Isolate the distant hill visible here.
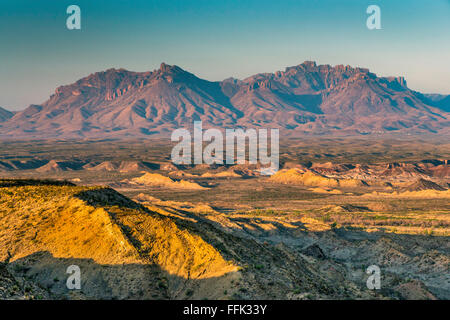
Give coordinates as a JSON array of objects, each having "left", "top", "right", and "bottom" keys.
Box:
[
  {"left": 401, "top": 178, "right": 447, "bottom": 192},
  {"left": 1, "top": 62, "right": 449, "bottom": 139}
]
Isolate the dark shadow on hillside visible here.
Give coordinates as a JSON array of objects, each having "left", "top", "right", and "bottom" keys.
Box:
[
  {"left": 0, "top": 179, "right": 75, "bottom": 188},
  {"left": 6, "top": 248, "right": 336, "bottom": 300},
  {"left": 6, "top": 251, "right": 173, "bottom": 300},
  {"left": 74, "top": 187, "right": 142, "bottom": 209}
]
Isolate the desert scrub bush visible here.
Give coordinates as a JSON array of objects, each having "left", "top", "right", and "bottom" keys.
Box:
[
  {"left": 293, "top": 288, "right": 302, "bottom": 294},
  {"left": 157, "top": 280, "right": 168, "bottom": 289},
  {"left": 246, "top": 209, "right": 279, "bottom": 216}
]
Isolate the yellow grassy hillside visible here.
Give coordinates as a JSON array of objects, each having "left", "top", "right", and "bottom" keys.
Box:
[
  {"left": 201, "top": 170, "right": 242, "bottom": 178},
  {"left": 0, "top": 184, "right": 235, "bottom": 279},
  {"left": 270, "top": 169, "right": 366, "bottom": 188},
  {"left": 129, "top": 172, "right": 207, "bottom": 190},
  {"left": 338, "top": 178, "right": 368, "bottom": 187},
  {"left": 270, "top": 169, "right": 338, "bottom": 187}
]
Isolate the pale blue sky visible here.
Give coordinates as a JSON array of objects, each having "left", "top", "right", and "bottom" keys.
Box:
[{"left": 1, "top": 0, "right": 449, "bottom": 110}]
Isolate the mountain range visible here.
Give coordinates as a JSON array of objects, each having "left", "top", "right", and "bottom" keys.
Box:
[{"left": 0, "top": 61, "right": 449, "bottom": 139}]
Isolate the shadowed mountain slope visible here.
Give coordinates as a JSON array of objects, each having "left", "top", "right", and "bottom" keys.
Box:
[{"left": 0, "top": 107, "right": 13, "bottom": 123}]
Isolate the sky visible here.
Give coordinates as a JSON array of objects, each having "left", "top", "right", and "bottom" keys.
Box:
[{"left": 1, "top": 0, "right": 449, "bottom": 111}]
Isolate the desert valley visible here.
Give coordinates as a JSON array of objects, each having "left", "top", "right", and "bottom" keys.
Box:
[
  {"left": 0, "top": 60, "right": 449, "bottom": 300},
  {"left": 0, "top": 135, "right": 449, "bottom": 300}
]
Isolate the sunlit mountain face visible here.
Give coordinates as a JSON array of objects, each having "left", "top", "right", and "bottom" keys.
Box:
[{"left": 1, "top": 61, "right": 448, "bottom": 139}]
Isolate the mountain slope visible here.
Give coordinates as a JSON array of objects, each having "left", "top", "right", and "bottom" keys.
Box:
[
  {"left": 423, "top": 94, "right": 450, "bottom": 113},
  {"left": 3, "top": 64, "right": 240, "bottom": 138},
  {"left": 0, "top": 180, "right": 376, "bottom": 299},
  {"left": 232, "top": 62, "right": 448, "bottom": 134},
  {"left": 1, "top": 62, "right": 449, "bottom": 138},
  {"left": 0, "top": 182, "right": 238, "bottom": 299},
  {"left": 0, "top": 107, "right": 13, "bottom": 123}
]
